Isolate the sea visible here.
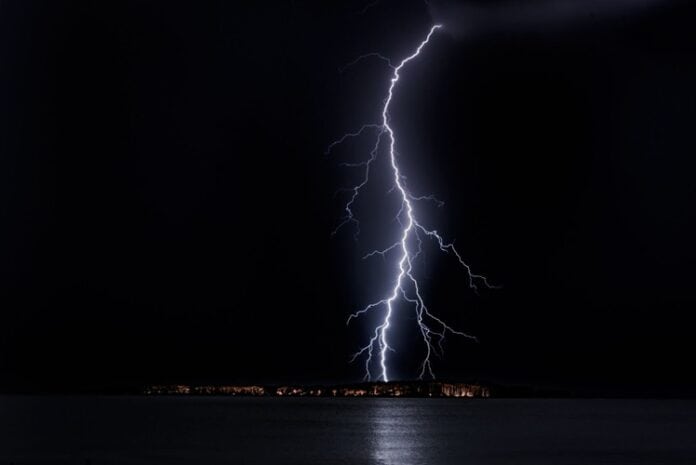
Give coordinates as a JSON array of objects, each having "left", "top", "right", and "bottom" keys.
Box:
[{"left": 0, "top": 396, "right": 694, "bottom": 464}]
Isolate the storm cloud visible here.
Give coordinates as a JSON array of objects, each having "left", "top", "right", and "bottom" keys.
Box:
[{"left": 428, "top": 0, "right": 669, "bottom": 38}]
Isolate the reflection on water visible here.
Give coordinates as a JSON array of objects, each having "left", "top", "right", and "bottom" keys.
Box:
[
  {"left": 369, "top": 400, "right": 424, "bottom": 465},
  {"left": 0, "top": 397, "right": 695, "bottom": 465}
]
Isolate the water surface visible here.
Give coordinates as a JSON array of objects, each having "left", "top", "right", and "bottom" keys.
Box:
[{"left": 0, "top": 397, "right": 694, "bottom": 464}]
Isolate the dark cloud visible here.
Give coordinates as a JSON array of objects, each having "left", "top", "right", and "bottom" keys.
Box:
[{"left": 429, "top": 0, "right": 668, "bottom": 38}]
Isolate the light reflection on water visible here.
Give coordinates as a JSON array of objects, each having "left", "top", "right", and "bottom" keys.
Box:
[
  {"left": 368, "top": 400, "right": 425, "bottom": 465},
  {"left": 0, "top": 397, "right": 695, "bottom": 464}
]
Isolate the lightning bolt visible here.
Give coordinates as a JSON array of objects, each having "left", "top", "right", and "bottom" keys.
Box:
[{"left": 329, "top": 25, "right": 495, "bottom": 382}]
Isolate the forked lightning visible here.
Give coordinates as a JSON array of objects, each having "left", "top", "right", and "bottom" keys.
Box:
[{"left": 329, "top": 25, "right": 495, "bottom": 382}]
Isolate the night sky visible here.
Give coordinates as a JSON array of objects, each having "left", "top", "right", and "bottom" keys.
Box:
[{"left": 1, "top": 0, "right": 695, "bottom": 395}]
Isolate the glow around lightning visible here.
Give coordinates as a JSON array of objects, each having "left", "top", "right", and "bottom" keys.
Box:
[{"left": 330, "top": 25, "right": 495, "bottom": 382}]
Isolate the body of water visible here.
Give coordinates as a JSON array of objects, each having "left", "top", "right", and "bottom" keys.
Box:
[{"left": 0, "top": 396, "right": 694, "bottom": 464}]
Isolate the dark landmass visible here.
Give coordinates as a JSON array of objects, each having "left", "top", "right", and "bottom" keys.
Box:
[
  {"left": 146, "top": 381, "right": 489, "bottom": 397},
  {"left": 144, "top": 381, "right": 572, "bottom": 398}
]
